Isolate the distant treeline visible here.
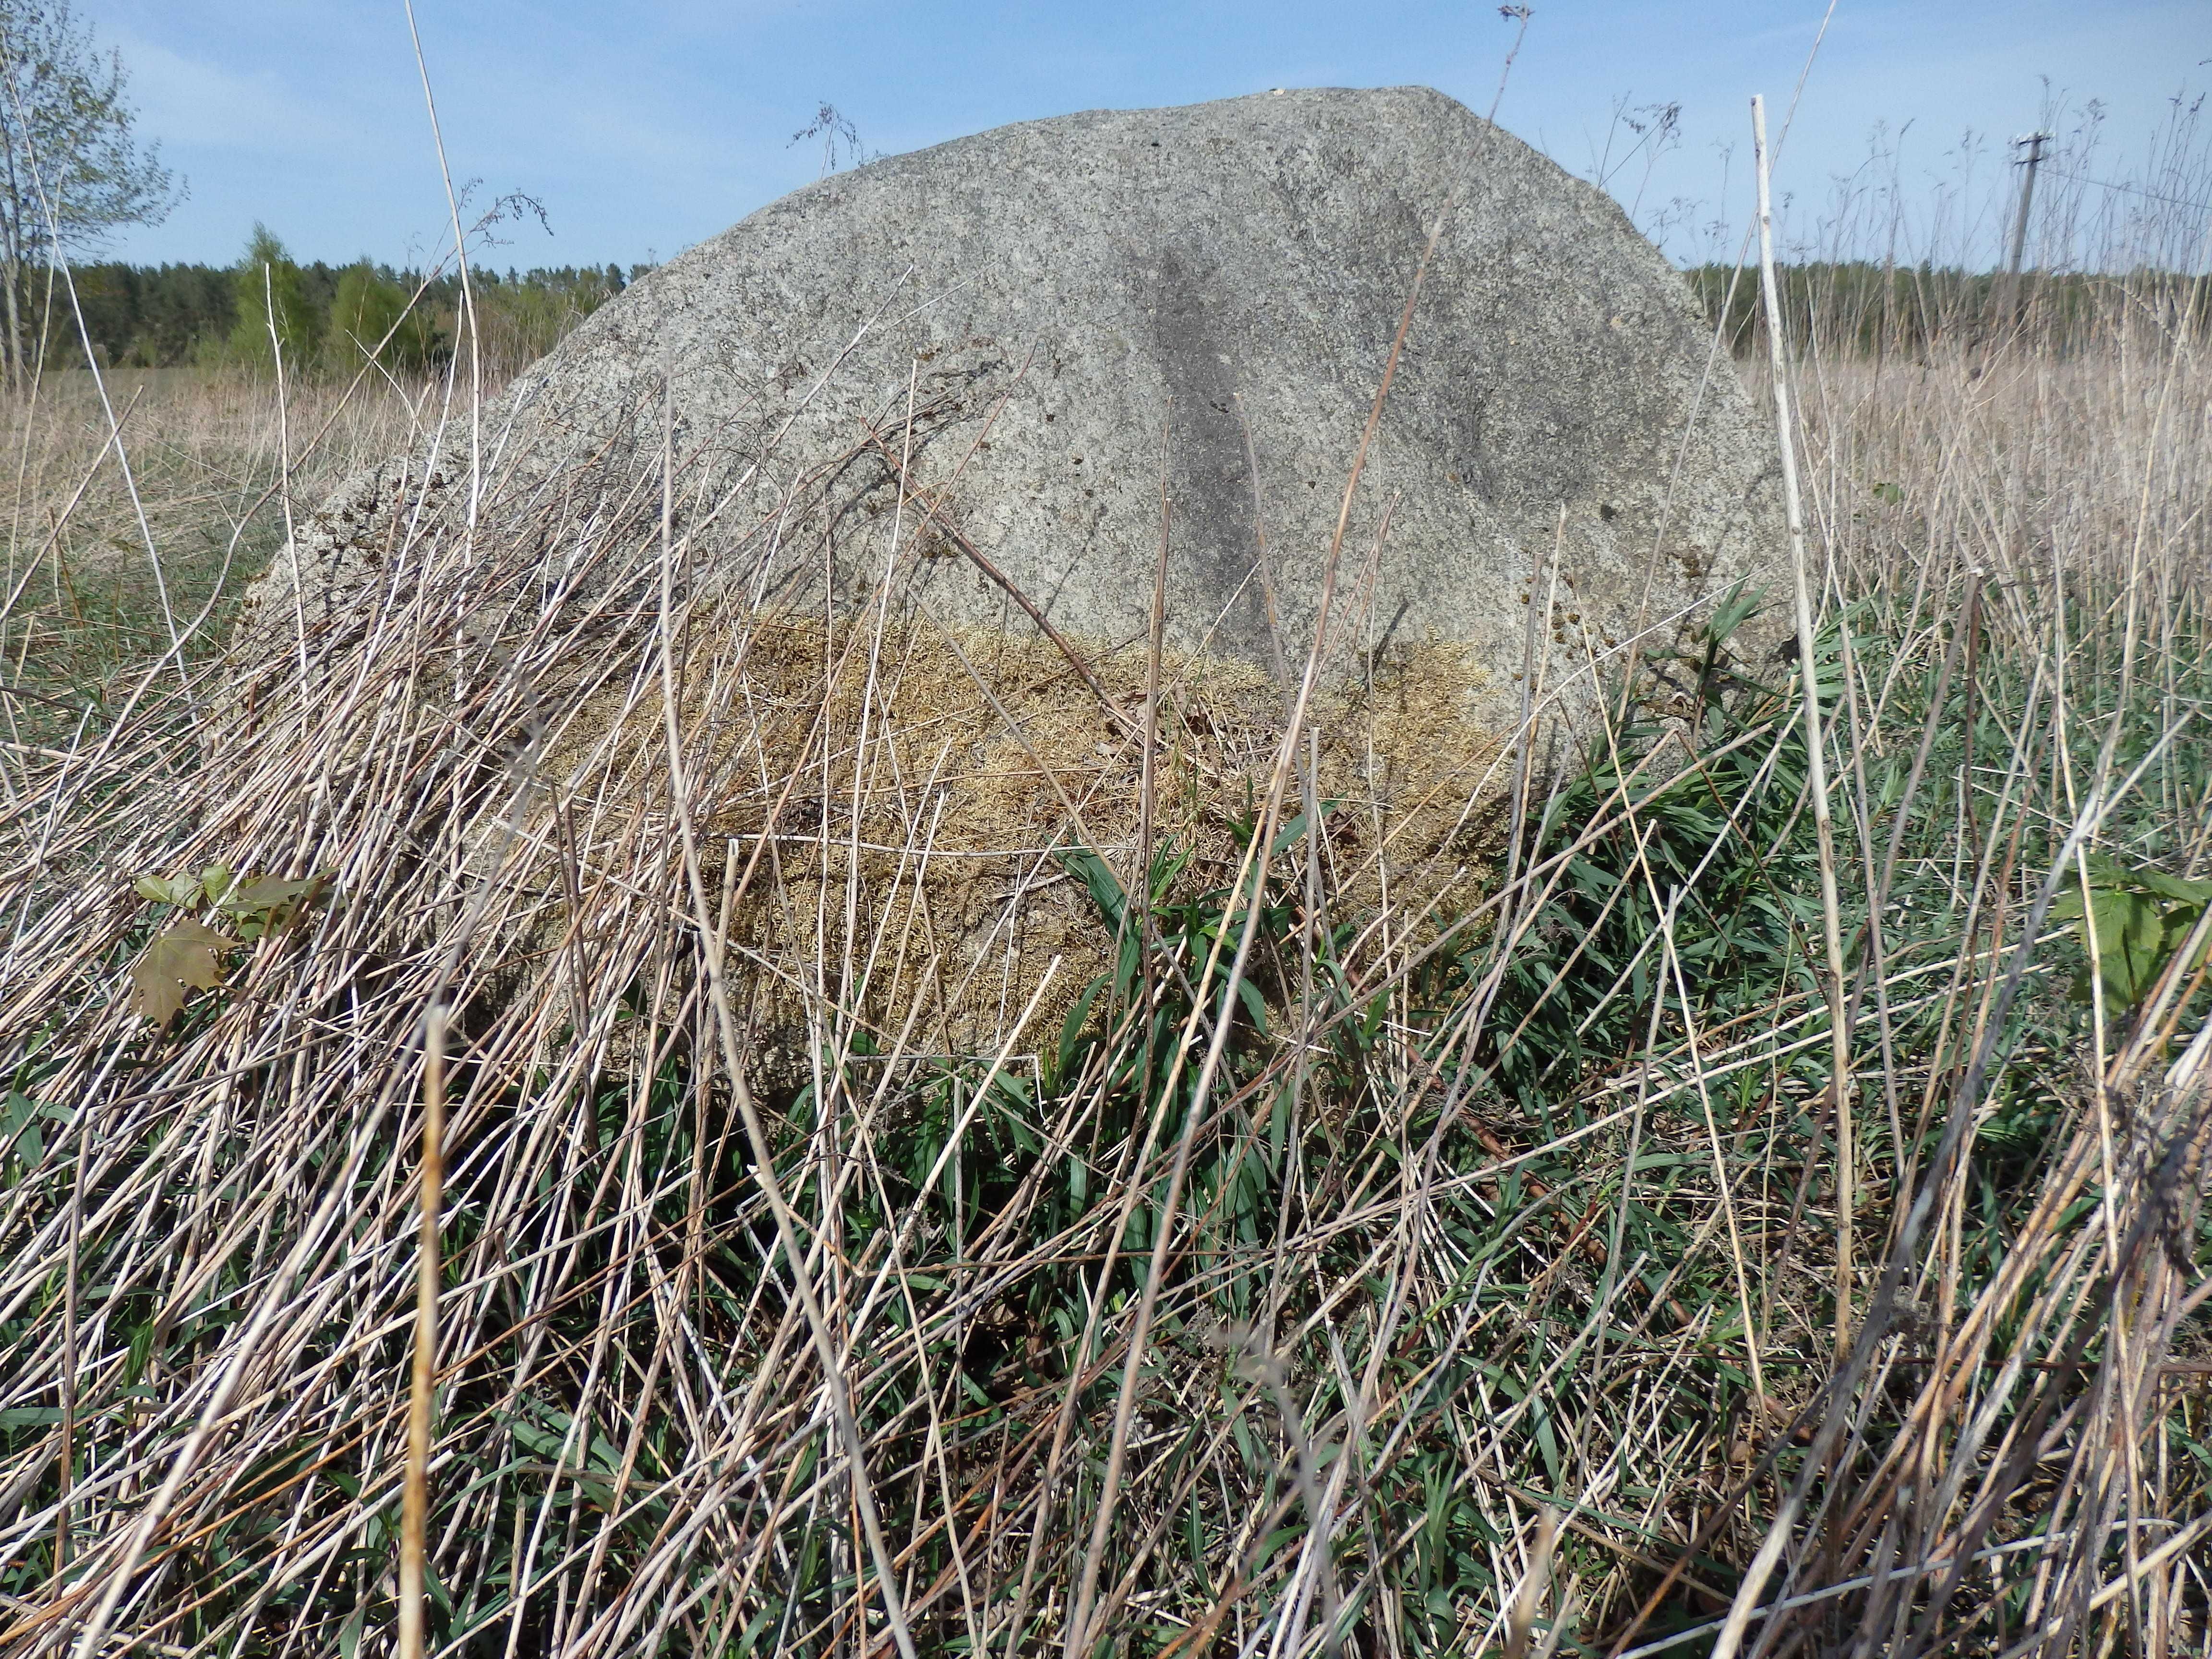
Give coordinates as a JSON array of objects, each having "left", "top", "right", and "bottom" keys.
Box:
[
  {"left": 24, "top": 235, "right": 659, "bottom": 376},
  {"left": 1686, "top": 261, "right": 2211, "bottom": 355},
  {"left": 27, "top": 251, "right": 2207, "bottom": 375}
]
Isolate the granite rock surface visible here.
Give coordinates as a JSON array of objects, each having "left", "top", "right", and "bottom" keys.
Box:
[{"left": 250, "top": 85, "right": 1780, "bottom": 733}]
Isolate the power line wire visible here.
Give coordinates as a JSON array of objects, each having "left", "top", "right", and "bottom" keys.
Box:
[{"left": 2037, "top": 162, "right": 2212, "bottom": 219}]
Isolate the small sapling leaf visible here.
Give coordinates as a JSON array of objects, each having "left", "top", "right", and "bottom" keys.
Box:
[
  {"left": 218, "top": 873, "right": 325, "bottom": 939},
  {"left": 133, "top": 874, "right": 201, "bottom": 906},
  {"left": 2053, "top": 853, "right": 2212, "bottom": 1012},
  {"left": 129, "top": 918, "right": 233, "bottom": 1026}
]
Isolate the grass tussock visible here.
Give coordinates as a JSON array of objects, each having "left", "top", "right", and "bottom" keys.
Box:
[{"left": 0, "top": 248, "right": 2208, "bottom": 1659}]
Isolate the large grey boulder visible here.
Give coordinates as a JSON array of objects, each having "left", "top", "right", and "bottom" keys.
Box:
[
  {"left": 228, "top": 86, "right": 1788, "bottom": 1072},
  {"left": 253, "top": 85, "right": 1778, "bottom": 734}
]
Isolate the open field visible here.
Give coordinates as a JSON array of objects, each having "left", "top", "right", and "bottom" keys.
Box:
[
  {"left": 0, "top": 258, "right": 2207, "bottom": 1659},
  {"left": 2, "top": 366, "right": 443, "bottom": 723}
]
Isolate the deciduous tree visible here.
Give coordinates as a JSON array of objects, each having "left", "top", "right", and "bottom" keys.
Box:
[
  {"left": 0, "top": 0, "right": 176, "bottom": 385},
  {"left": 329, "top": 261, "right": 437, "bottom": 373},
  {"left": 229, "top": 224, "right": 318, "bottom": 369}
]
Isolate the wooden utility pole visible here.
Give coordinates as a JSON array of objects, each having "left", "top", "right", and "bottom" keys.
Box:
[{"left": 1995, "top": 130, "right": 2051, "bottom": 334}]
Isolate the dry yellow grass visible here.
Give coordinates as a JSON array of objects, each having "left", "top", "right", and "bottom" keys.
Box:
[
  {"left": 541, "top": 614, "right": 1509, "bottom": 1081},
  {"left": 1, "top": 364, "right": 446, "bottom": 723}
]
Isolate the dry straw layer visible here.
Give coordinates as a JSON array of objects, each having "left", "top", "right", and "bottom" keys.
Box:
[{"left": 555, "top": 614, "right": 1506, "bottom": 1087}]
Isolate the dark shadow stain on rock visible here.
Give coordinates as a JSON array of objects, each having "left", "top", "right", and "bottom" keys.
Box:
[{"left": 1140, "top": 246, "right": 1271, "bottom": 661}]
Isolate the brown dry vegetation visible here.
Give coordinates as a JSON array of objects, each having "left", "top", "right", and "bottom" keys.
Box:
[
  {"left": 0, "top": 242, "right": 2208, "bottom": 1659},
  {"left": 544, "top": 618, "right": 1505, "bottom": 1084}
]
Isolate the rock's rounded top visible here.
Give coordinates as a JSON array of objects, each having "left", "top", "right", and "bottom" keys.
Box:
[{"left": 262, "top": 86, "right": 1779, "bottom": 735}]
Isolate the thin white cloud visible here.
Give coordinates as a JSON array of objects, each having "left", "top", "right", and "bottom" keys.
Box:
[{"left": 108, "top": 29, "right": 350, "bottom": 154}]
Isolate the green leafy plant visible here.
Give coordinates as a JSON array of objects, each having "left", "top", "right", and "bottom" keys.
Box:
[
  {"left": 228, "top": 225, "right": 320, "bottom": 365},
  {"left": 327, "top": 261, "right": 439, "bottom": 372},
  {"left": 1, "top": 1090, "right": 71, "bottom": 1185},
  {"left": 127, "top": 865, "right": 326, "bottom": 1024},
  {"left": 1485, "top": 587, "right": 1806, "bottom": 1106},
  {"left": 2051, "top": 851, "right": 2212, "bottom": 1013}
]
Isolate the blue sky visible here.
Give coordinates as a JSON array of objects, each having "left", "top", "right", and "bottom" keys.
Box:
[{"left": 89, "top": 1, "right": 2210, "bottom": 273}]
